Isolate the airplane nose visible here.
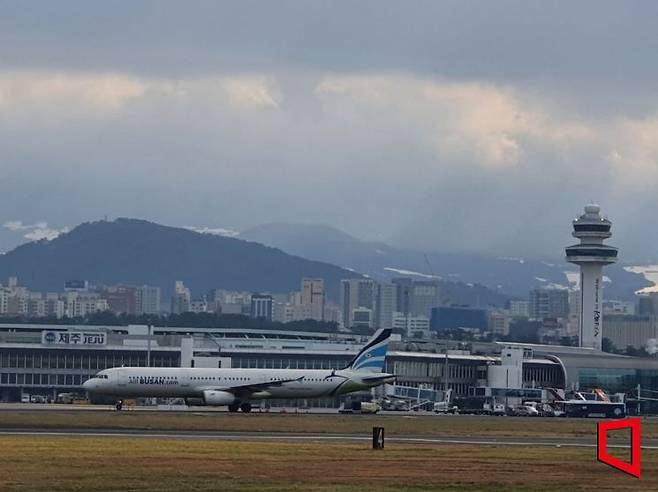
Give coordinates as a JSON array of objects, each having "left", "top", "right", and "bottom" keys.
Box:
[{"left": 82, "top": 379, "right": 94, "bottom": 391}]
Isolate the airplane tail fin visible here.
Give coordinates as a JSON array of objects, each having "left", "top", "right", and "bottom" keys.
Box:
[{"left": 344, "top": 328, "right": 392, "bottom": 373}]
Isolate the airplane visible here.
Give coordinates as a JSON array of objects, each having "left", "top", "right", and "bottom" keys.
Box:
[{"left": 82, "top": 328, "right": 395, "bottom": 412}]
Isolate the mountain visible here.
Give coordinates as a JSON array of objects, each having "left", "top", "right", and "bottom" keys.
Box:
[
  {"left": 241, "top": 223, "right": 650, "bottom": 300},
  {"left": 242, "top": 224, "right": 511, "bottom": 306},
  {"left": 0, "top": 219, "right": 362, "bottom": 300}
]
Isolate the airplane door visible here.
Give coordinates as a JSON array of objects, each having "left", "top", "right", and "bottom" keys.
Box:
[
  {"left": 180, "top": 369, "right": 190, "bottom": 387},
  {"left": 117, "top": 369, "right": 127, "bottom": 387}
]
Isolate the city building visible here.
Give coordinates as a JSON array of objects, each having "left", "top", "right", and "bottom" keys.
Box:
[
  {"left": 392, "top": 277, "right": 413, "bottom": 315},
  {"left": 250, "top": 294, "right": 273, "bottom": 321},
  {"left": 63, "top": 292, "right": 108, "bottom": 318},
  {"left": 488, "top": 310, "right": 511, "bottom": 337},
  {"left": 393, "top": 312, "right": 431, "bottom": 338},
  {"left": 409, "top": 280, "right": 441, "bottom": 318},
  {"left": 300, "top": 278, "right": 325, "bottom": 321},
  {"left": 102, "top": 285, "right": 137, "bottom": 315},
  {"left": 638, "top": 293, "right": 658, "bottom": 316},
  {"left": 603, "top": 315, "right": 658, "bottom": 351},
  {"left": 45, "top": 297, "right": 65, "bottom": 319},
  {"left": 568, "top": 289, "right": 581, "bottom": 319},
  {"left": 528, "top": 287, "right": 569, "bottom": 320},
  {"left": 351, "top": 307, "right": 374, "bottom": 329},
  {"left": 189, "top": 299, "right": 209, "bottom": 313},
  {"left": 135, "top": 285, "right": 161, "bottom": 315},
  {"left": 603, "top": 300, "right": 635, "bottom": 316},
  {"left": 430, "top": 306, "right": 488, "bottom": 332},
  {"left": 323, "top": 302, "right": 341, "bottom": 325},
  {"left": 64, "top": 280, "right": 89, "bottom": 292},
  {"left": 28, "top": 297, "right": 46, "bottom": 318},
  {"left": 509, "top": 300, "right": 530, "bottom": 318},
  {"left": 340, "top": 279, "right": 376, "bottom": 329},
  {"left": 214, "top": 290, "right": 251, "bottom": 316},
  {"left": 272, "top": 302, "right": 295, "bottom": 323},
  {"left": 0, "top": 288, "right": 7, "bottom": 314},
  {"left": 170, "top": 281, "right": 191, "bottom": 314},
  {"left": 537, "top": 317, "right": 570, "bottom": 344},
  {"left": 565, "top": 204, "right": 618, "bottom": 350},
  {"left": 375, "top": 282, "right": 396, "bottom": 329}
]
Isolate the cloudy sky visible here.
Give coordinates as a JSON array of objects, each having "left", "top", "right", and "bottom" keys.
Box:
[{"left": 1, "top": 1, "right": 658, "bottom": 260}]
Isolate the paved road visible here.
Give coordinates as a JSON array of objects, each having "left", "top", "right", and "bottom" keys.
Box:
[{"left": 1, "top": 428, "right": 656, "bottom": 449}]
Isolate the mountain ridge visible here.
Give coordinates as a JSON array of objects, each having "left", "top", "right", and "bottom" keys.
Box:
[
  {"left": 240, "top": 223, "right": 650, "bottom": 300},
  {"left": 0, "top": 218, "right": 362, "bottom": 300}
]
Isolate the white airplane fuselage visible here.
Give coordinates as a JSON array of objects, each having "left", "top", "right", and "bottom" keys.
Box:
[
  {"left": 83, "top": 328, "right": 395, "bottom": 408},
  {"left": 83, "top": 366, "right": 394, "bottom": 401}
]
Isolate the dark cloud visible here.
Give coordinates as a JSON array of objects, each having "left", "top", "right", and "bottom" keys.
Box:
[
  {"left": 2, "top": 1, "right": 658, "bottom": 84},
  {"left": 0, "top": 2, "right": 658, "bottom": 262}
]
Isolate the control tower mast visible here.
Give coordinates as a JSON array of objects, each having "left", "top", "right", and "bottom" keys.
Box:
[{"left": 565, "top": 204, "right": 618, "bottom": 350}]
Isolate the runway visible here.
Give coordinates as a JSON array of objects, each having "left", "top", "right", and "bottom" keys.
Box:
[
  {"left": 0, "top": 402, "right": 425, "bottom": 415},
  {"left": 2, "top": 428, "right": 657, "bottom": 449}
]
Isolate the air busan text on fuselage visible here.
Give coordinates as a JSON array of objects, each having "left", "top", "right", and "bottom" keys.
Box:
[{"left": 82, "top": 328, "right": 395, "bottom": 412}]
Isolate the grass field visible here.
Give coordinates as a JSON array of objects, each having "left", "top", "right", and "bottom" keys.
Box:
[
  {"left": 2, "top": 410, "right": 657, "bottom": 440},
  {"left": 0, "top": 436, "right": 654, "bottom": 491}
]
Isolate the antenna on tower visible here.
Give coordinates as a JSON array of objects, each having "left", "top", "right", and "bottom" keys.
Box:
[{"left": 424, "top": 254, "right": 436, "bottom": 278}]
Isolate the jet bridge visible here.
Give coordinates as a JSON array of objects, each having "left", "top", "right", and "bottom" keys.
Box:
[{"left": 384, "top": 383, "right": 441, "bottom": 411}]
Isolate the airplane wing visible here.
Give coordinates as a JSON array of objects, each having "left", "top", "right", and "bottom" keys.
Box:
[{"left": 200, "top": 375, "right": 305, "bottom": 396}]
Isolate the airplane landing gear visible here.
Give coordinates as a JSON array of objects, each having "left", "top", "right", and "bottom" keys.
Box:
[
  {"left": 240, "top": 402, "right": 252, "bottom": 413},
  {"left": 228, "top": 403, "right": 240, "bottom": 413},
  {"left": 115, "top": 399, "right": 123, "bottom": 411}
]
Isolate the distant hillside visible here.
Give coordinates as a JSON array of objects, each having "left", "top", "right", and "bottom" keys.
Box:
[
  {"left": 0, "top": 219, "right": 362, "bottom": 300},
  {"left": 242, "top": 224, "right": 513, "bottom": 306},
  {"left": 241, "top": 223, "right": 650, "bottom": 301}
]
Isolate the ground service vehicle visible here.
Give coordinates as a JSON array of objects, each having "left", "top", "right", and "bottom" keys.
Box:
[
  {"left": 514, "top": 404, "right": 540, "bottom": 416},
  {"left": 339, "top": 400, "right": 380, "bottom": 414}
]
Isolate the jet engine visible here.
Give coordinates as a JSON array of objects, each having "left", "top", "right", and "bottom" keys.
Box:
[{"left": 203, "top": 390, "right": 237, "bottom": 406}]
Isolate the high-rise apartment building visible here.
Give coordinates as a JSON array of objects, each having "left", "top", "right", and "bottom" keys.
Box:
[
  {"left": 171, "top": 281, "right": 191, "bottom": 314},
  {"left": 135, "top": 285, "right": 161, "bottom": 315},
  {"left": 409, "top": 280, "right": 441, "bottom": 317},
  {"left": 392, "top": 278, "right": 413, "bottom": 315},
  {"left": 250, "top": 294, "right": 273, "bottom": 321},
  {"left": 528, "top": 287, "right": 569, "bottom": 320},
  {"left": 376, "top": 282, "right": 397, "bottom": 329},
  {"left": 509, "top": 300, "right": 530, "bottom": 318},
  {"left": 102, "top": 286, "right": 137, "bottom": 315},
  {"left": 393, "top": 312, "right": 430, "bottom": 338},
  {"left": 340, "top": 279, "right": 376, "bottom": 329},
  {"left": 488, "top": 310, "right": 511, "bottom": 337},
  {"left": 391, "top": 278, "right": 441, "bottom": 318},
  {"left": 300, "top": 278, "right": 325, "bottom": 321}
]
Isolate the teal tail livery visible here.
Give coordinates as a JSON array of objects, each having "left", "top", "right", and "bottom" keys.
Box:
[
  {"left": 344, "top": 328, "right": 391, "bottom": 372},
  {"left": 82, "top": 328, "right": 396, "bottom": 412}
]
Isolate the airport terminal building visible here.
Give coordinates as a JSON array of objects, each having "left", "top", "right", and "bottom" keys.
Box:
[{"left": 1, "top": 322, "right": 657, "bottom": 407}]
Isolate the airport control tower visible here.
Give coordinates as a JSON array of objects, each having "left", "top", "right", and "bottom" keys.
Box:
[{"left": 566, "top": 204, "right": 618, "bottom": 350}]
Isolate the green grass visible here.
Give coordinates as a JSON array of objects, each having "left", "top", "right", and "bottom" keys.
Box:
[
  {"left": 0, "top": 410, "right": 658, "bottom": 439},
  {"left": 3, "top": 410, "right": 655, "bottom": 440},
  {"left": 0, "top": 436, "right": 654, "bottom": 491}
]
